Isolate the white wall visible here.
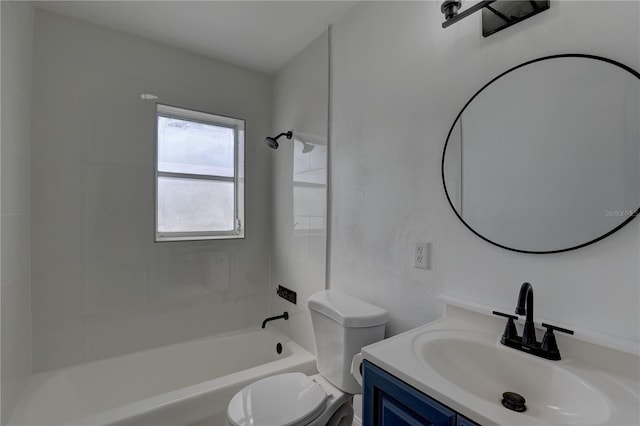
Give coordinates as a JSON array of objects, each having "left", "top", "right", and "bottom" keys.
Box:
[
  {"left": 269, "top": 31, "right": 329, "bottom": 353},
  {"left": 30, "top": 9, "right": 272, "bottom": 372},
  {"left": 330, "top": 1, "right": 640, "bottom": 343},
  {"left": 1, "top": 1, "right": 34, "bottom": 423}
]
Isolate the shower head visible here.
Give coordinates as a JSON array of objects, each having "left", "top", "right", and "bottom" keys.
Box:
[
  {"left": 264, "top": 130, "right": 292, "bottom": 150},
  {"left": 264, "top": 136, "right": 279, "bottom": 149}
]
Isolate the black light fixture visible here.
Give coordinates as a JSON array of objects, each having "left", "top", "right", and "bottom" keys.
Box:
[
  {"left": 441, "top": 0, "right": 550, "bottom": 37},
  {"left": 441, "top": 0, "right": 462, "bottom": 21}
]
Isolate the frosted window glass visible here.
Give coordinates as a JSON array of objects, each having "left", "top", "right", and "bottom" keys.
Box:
[
  {"left": 158, "top": 116, "right": 235, "bottom": 177},
  {"left": 157, "top": 177, "right": 234, "bottom": 233}
]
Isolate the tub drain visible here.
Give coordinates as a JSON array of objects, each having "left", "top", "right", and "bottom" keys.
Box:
[
  {"left": 276, "top": 342, "right": 283, "bottom": 354},
  {"left": 502, "top": 392, "right": 526, "bottom": 412}
]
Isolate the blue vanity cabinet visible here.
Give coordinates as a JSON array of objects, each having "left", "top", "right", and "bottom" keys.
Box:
[
  {"left": 362, "top": 360, "right": 479, "bottom": 426},
  {"left": 457, "top": 416, "right": 480, "bottom": 426}
]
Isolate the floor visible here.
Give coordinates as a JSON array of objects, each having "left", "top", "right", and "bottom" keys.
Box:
[{"left": 188, "top": 412, "right": 361, "bottom": 425}]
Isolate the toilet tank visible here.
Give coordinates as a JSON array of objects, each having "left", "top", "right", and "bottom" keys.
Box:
[{"left": 308, "top": 290, "right": 388, "bottom": 394}]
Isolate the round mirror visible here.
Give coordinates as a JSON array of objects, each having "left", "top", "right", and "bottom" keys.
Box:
[{"left": 442, "top": 54, "right": 640, "bottom": 253}]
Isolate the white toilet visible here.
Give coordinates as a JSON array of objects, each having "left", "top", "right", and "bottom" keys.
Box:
[{"left": 226, "top": 290, "right": 388, "bottom": 426}]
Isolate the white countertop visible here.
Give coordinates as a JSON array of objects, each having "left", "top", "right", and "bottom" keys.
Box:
[{"left": 361, "top": 299, "right": 640, "bottom": 425}]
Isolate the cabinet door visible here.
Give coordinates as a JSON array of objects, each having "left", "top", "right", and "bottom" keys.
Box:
[
  {"left": 457, "top": 415, "right": 480, "bottom": 426},
  {"left": 363, "top": 361, "right": 456, "bottom": 426}
]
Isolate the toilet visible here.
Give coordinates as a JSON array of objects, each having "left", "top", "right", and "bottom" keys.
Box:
[{"left": 226, "top": 290, "right": 388, "bottom": 426}]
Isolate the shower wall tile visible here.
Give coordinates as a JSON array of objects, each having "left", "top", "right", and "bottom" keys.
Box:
[
  {"left": 269, "top": 284, "right": 316, "bottom": 354},
  {"left": 272, "top": 215, "right": 293, "bottom": 259},
  {"left": 30, "top": 9, "right": 272, "bottom": 372},
  {"left": 1, "top": 276, "right": 33, "bottom": 417},
  {"left": 193, "top": 296, "right": 252, "bottom": 339},
  {"left": 146, "top": 258, "right": 208, "bottom": 304},
  {"left": 291, "top": 218, "right": 312, "bottom": 260},
  {"left": 87, "top": 213, "right": 150, "bottom": 264},
  {"left": 32, "top": 316, "right": 87, "bottom": 372},
  {"left": 86, "top": 262, "right": 146, "bottom": 313},
  {"left": 1, "top": 1, "right": 33, "bottom": 98},
  {"left": 87, "top": 104, "right": 154, "bottom": 168},
  {"left": 32, "top": 211, "right": 86, "bottom": 266},
  {"left": 1, "top": 277, "right": 33, "bottom": 378},
  {"left": 32, "top": 158, "right": 86, "bottom": 215},
  {"left": 1, "top": 2, "right": 34, "bottom": 422},
  {"left": 86, "top": 302, "right": 193, "bottom": 361},
  {"left": 289, "top": 259, "right": 325, "bottom": 306},
  {"left": 269, "top": 31, "right": 329, "bottom": 354},
  {"left": 30, "top": 103, "right": 90, "bottom": 165},
  {"left": 309, "top": 232, "right": 326, "bottom": 262},
  {"left": 1, "top": 214, "right": 31, "bottom": 285},
  {"left": 2, "top": 79, "right": 32, "bottom": 158},
  {"left": 31, "top": 263, "right": 86, "bottom": 319},
  {"left": 271, "top": 255, "right": 289, "bottom": 287},
  {"left": 86, "top": 166, "right": 152, "bottom": 215},
  {"left": 1, "top": 148, "right": 31, "bottom": 215}
]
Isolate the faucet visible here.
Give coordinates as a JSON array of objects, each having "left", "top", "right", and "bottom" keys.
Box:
[
  {"left": 493, "top": 282, "right": 574, "bottom": 360},
  {"left": 515, "top": 282, "right": 537, "bottom": 346},
  {"left": 261, "top": 312, "right": 289, "bottom": 329}
]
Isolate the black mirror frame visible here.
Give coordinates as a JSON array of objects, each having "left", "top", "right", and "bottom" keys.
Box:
[{"left": 441, "top": 54, "right": 640, "bottom": 254}]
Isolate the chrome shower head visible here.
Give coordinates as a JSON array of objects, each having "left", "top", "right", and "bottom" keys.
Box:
[{"left": 264, "top": 131, "right": 292, "bottom": 150}]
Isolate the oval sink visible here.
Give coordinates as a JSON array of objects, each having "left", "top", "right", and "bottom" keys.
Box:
[{"left": 414, "top": 330, "right": 611, "bottom": 425}]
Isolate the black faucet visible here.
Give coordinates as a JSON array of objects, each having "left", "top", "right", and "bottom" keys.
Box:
[
  {"left": 493, "top": 283, "right": 574, "bottom": 360},
  {"left": 262, "top": 312, "right": 289, "bottom": 329},
  {"left": 515, "top": 282, "right": 537, "bottom": 346}
]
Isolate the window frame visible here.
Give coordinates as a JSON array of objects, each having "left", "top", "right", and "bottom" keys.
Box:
[{"left": 154, "top": 103, "right": 245, "bottom": 242}]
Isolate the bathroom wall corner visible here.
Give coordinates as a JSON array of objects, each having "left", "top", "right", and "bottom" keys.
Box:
[{"left": 1, "top": 1, "right": 35, "bottom": 424}]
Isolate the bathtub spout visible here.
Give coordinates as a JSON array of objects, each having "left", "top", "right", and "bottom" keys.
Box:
[{"left": 262, "top": 312, "right": 289, "bottom": 329}]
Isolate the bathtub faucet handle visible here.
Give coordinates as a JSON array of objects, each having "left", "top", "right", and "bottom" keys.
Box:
[{"left": 261, "top": 312, "right": 289, "bottom": 329}]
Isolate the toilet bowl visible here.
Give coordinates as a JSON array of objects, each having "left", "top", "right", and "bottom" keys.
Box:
[
  {"left": 226, "top": 373, "right": 353, "bottom": 426},
  {"left": 226, "top": 290, "right": 388, "bottom": 426}
]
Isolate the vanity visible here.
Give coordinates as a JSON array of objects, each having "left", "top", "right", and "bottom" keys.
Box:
[
  {"left": 360, "top": 298, "right": 640, "bottom": 425},
  {"left": 363, "top": 360, "right": 477, "bottom": 426}
]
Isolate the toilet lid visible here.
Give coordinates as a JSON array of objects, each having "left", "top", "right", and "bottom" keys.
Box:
[{"left": 227, "top": 373, "right": 327, "bottom": 426}]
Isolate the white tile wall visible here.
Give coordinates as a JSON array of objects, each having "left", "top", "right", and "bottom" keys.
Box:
[
  {"left": 1, "top": 2, "right": 34, "bottom": 423},
  {"left": 86, "top": 263, "right": 146, "bottom": 313},
  {"left": 1, "top": 149, "right": 31, "bottom": 215},
  {"left": 85, "top": 302, "right": 194, "bottom": 361},
  {"left": 32, "top": 316, "right": 86, "bottom": 372},
  {"left": 32, "top": 211, "right": 86, "bottom": 265},
  {"left": 30, "top": 10, "right": 272, "bottom": 372},
  {"left": 31, "top": 263, "right": 86, "bottom": 318},
  {"left": 269, "top": 31, "right": 329, "bottom": 354},
  {"left": 1, "top": 215, "right": 30, "bottom": 285},
  {"left": 146, "top": 259, "right": 207, "bottom": 304}
]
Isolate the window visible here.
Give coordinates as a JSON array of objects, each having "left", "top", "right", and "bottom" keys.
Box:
[{"left": 155, "top": 104, "right": 244, "bottom": 241}]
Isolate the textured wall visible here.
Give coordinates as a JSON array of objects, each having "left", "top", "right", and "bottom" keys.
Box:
[
  {"left": 330, "top": 1, "right": 640, "bottom": 342},
  {"left": 30, "top": 9, "right": 272, "bottom": 372},
  {"left": 1, "top": 1, "right": 34, "bottom": 423},
  {"left": 269, "top": 31, "right": 329, "bottom": 354}
]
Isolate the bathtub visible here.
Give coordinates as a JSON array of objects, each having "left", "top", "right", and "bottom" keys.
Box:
[{"left": 8, "top": 327, "right": 317, "bottom": 426}]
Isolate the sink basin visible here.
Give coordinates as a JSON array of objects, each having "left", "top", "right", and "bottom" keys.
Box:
[
  {"left": 362, "top": 300, "right": 639, "bottom": 425},
  {"left": 413, "top": 330, "right": 611, "bottom": 425}
]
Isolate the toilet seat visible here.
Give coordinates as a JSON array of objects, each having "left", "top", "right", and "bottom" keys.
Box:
[{"left": 227, "top": 373, "right": 328, "bottom": 426}]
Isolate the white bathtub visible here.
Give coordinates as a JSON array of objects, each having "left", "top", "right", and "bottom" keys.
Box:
[{"left": 8, "top": 327, "right": 317, "bottom": 426}]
